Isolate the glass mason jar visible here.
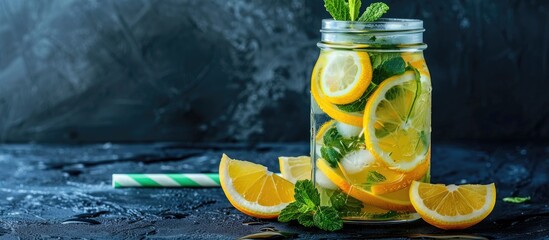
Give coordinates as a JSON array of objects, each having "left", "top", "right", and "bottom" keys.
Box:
[{"left": 310, "top": 19, "right": 431, "bottom": 223}]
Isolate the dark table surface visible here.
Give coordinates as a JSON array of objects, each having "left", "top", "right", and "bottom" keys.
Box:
[{"left": 0, "top": 142, "right": 547, "bottom": 239}]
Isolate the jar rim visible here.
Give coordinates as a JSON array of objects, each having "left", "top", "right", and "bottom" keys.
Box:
[{"left": 321, "top": 18, "right": 424, "bottom": 32}]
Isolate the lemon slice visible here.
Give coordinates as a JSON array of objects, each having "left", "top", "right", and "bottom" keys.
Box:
[
  {"left": 319, "top": 51, "right": 373, "bottom": 104},
  {"left": 278, "top": 155, "right": 338, "bottom": 190},
  {"left": 312, "top": 59, "right": 364, "bottom": 127},
  {"left": 219, "top": 154, "right": 295, "bottom": 219},
  {"left": 401, "top": 52, "right": 430, "bottom": 78},
  {"left": 278, "top": 156, "right": 311, "bottom": 184},
  {"left": 364, "top": 70, "right": 431, "bottom": 172},
  {"left": 316, "top": 120, "right": 336, "bottom": 141},
  {"left": 317, "top": 158, "right": 414, "bottom": 211},
  {"left": 336, "top": 149, "right": 430, "bottom": 195},
  {"left": 369, "top": 149, "right": 430, "bottom": 195},
  {"left": 410, "top": 181, "right": 496, "bottom": 230}
]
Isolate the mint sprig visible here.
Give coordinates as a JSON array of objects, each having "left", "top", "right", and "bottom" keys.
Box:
[
  {"left": 278, "top": 180, "right": 342, "bottom": 231},
  {"left": 279, "top": 180, "right": 363, "bottom": 231},
  {"left": 324, "top": 0, "right": 389, "bottom": 22}
]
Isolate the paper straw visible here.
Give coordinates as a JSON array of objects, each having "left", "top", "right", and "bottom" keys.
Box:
[
  {"left": 112, "top": 173, "right": 284, "bottom": 188},
  {"left": 112, "top": 173, "right": 220, "bottom": 188}
]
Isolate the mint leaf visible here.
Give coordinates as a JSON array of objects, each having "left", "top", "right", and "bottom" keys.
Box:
[
  {"left": 323, "top": 127, "right": 349, "bottom": 154},
  {"left": 372, "top": 56, "right": 406, "bottom": 84},
  {"left": 320, "top": 146, "right": 342, "bottom": 168},
  {"left": 348, "top": 0, "right": 362, "bottom": 21},
  {"left": 362, "top": 171, "right": 386, "bottom": 189},
  {"left": 367, "top": 171, "right": 386, "bottom": 183},
  {"left": 336, "top": 83, "right": 377, "bottom": 112},
  {"left": 321, "top": 127, "right": 359, "bottom": 168},
  {"left": 370, "top": 52, "right": 401, "bottom": 70},
  {"left": 358, "top": 2, "right": 389, "bottom": 22},
  {"left": 297, "top": 213, "right": 315, "bottom": 227},
  {"left": 324, "top": 0, "right": 350, "bottom": 21},
  {"left": 330, "top": 191, "right": 363, "bottom": 215},
  {"left": 323, "top": 127, "right": 342, "bottom": 146},
  {"left": 294, "top": 180, "right": 320, "bottom": 208},
  {"left": 346, "top": 135, "right": 365, "bottom": 153},
  {"left": 313, "top": 207, "right": 343, "bottom": 231},
  {"left": 503, "top": 196, "right": 531, "bottom": 203},
  {"left": 278, "top": 202, "right": 304, "bottom": 222},
  {"left": 329, "top": 191, "right": 348, "bottom": 210},
  {"left": 279, "top": 180, "right": 346, "bottom": 231}
]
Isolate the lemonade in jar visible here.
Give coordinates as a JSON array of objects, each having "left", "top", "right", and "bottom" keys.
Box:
[
  {"left": 311, "top": 18, "right": 432, "bottom": 222},
  {"left": 219, "top": 2, "right": 495, "bottom": 231}
]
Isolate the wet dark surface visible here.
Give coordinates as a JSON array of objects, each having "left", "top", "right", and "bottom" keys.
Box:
[{"left": 0, "top": 143, "right": 547, "bottom": 239}]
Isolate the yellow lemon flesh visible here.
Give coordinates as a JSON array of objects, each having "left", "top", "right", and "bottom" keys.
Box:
[
  {"left": 319, "top": 51, "right": 373, "bottom": 105},
  {"left": 219, "top": 154, "right": 295, "bottom": 219},
  {"left": 364, "top": 70, "right": 431, "bottom": 172},
  {"left": 279, "top": 156, "right": 311, "bottom": 184},
  {"left": 409, "top": 181, "right": 496, "bottom": 230}
]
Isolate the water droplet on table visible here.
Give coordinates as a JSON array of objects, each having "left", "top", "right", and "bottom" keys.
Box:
[
  {"left": 239, "top": 232, "right": 285, "bottom": 239},
  {"left": 259, "top": 226, "right": 278, "bottom": 232},
  {"left": 72, "top": 210, "right": 109, "bottom": 218},
  {"left": 242, "top": 221, "right": 267, "bottom": 226},
  {"left": 61, "top": 218, "right": 101, "bottom": 225}
]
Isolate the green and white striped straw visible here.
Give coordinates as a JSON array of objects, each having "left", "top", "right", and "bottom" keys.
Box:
[{"left": 112, "top": 173, "right": 220, "bottom": 188}]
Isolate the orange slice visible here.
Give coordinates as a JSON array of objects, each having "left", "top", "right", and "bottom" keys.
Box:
[
  {"left": 410, "top": 181, "right": 496, "bottom": 230},
  {"left": 219, "top": 154, "right": 295, "bottom": 219}
]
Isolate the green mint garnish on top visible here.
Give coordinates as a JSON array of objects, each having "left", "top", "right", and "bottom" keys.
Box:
[
  {"left": 324, "top": 0, "right": 389, "bottom": 22},
  {"left": 358, "top": 2, "right": 390, "bottom": 22}
]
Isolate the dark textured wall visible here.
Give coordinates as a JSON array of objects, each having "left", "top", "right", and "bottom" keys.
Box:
[{"left": 0, "top": 0, "right": 547, "bottom": 143}]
